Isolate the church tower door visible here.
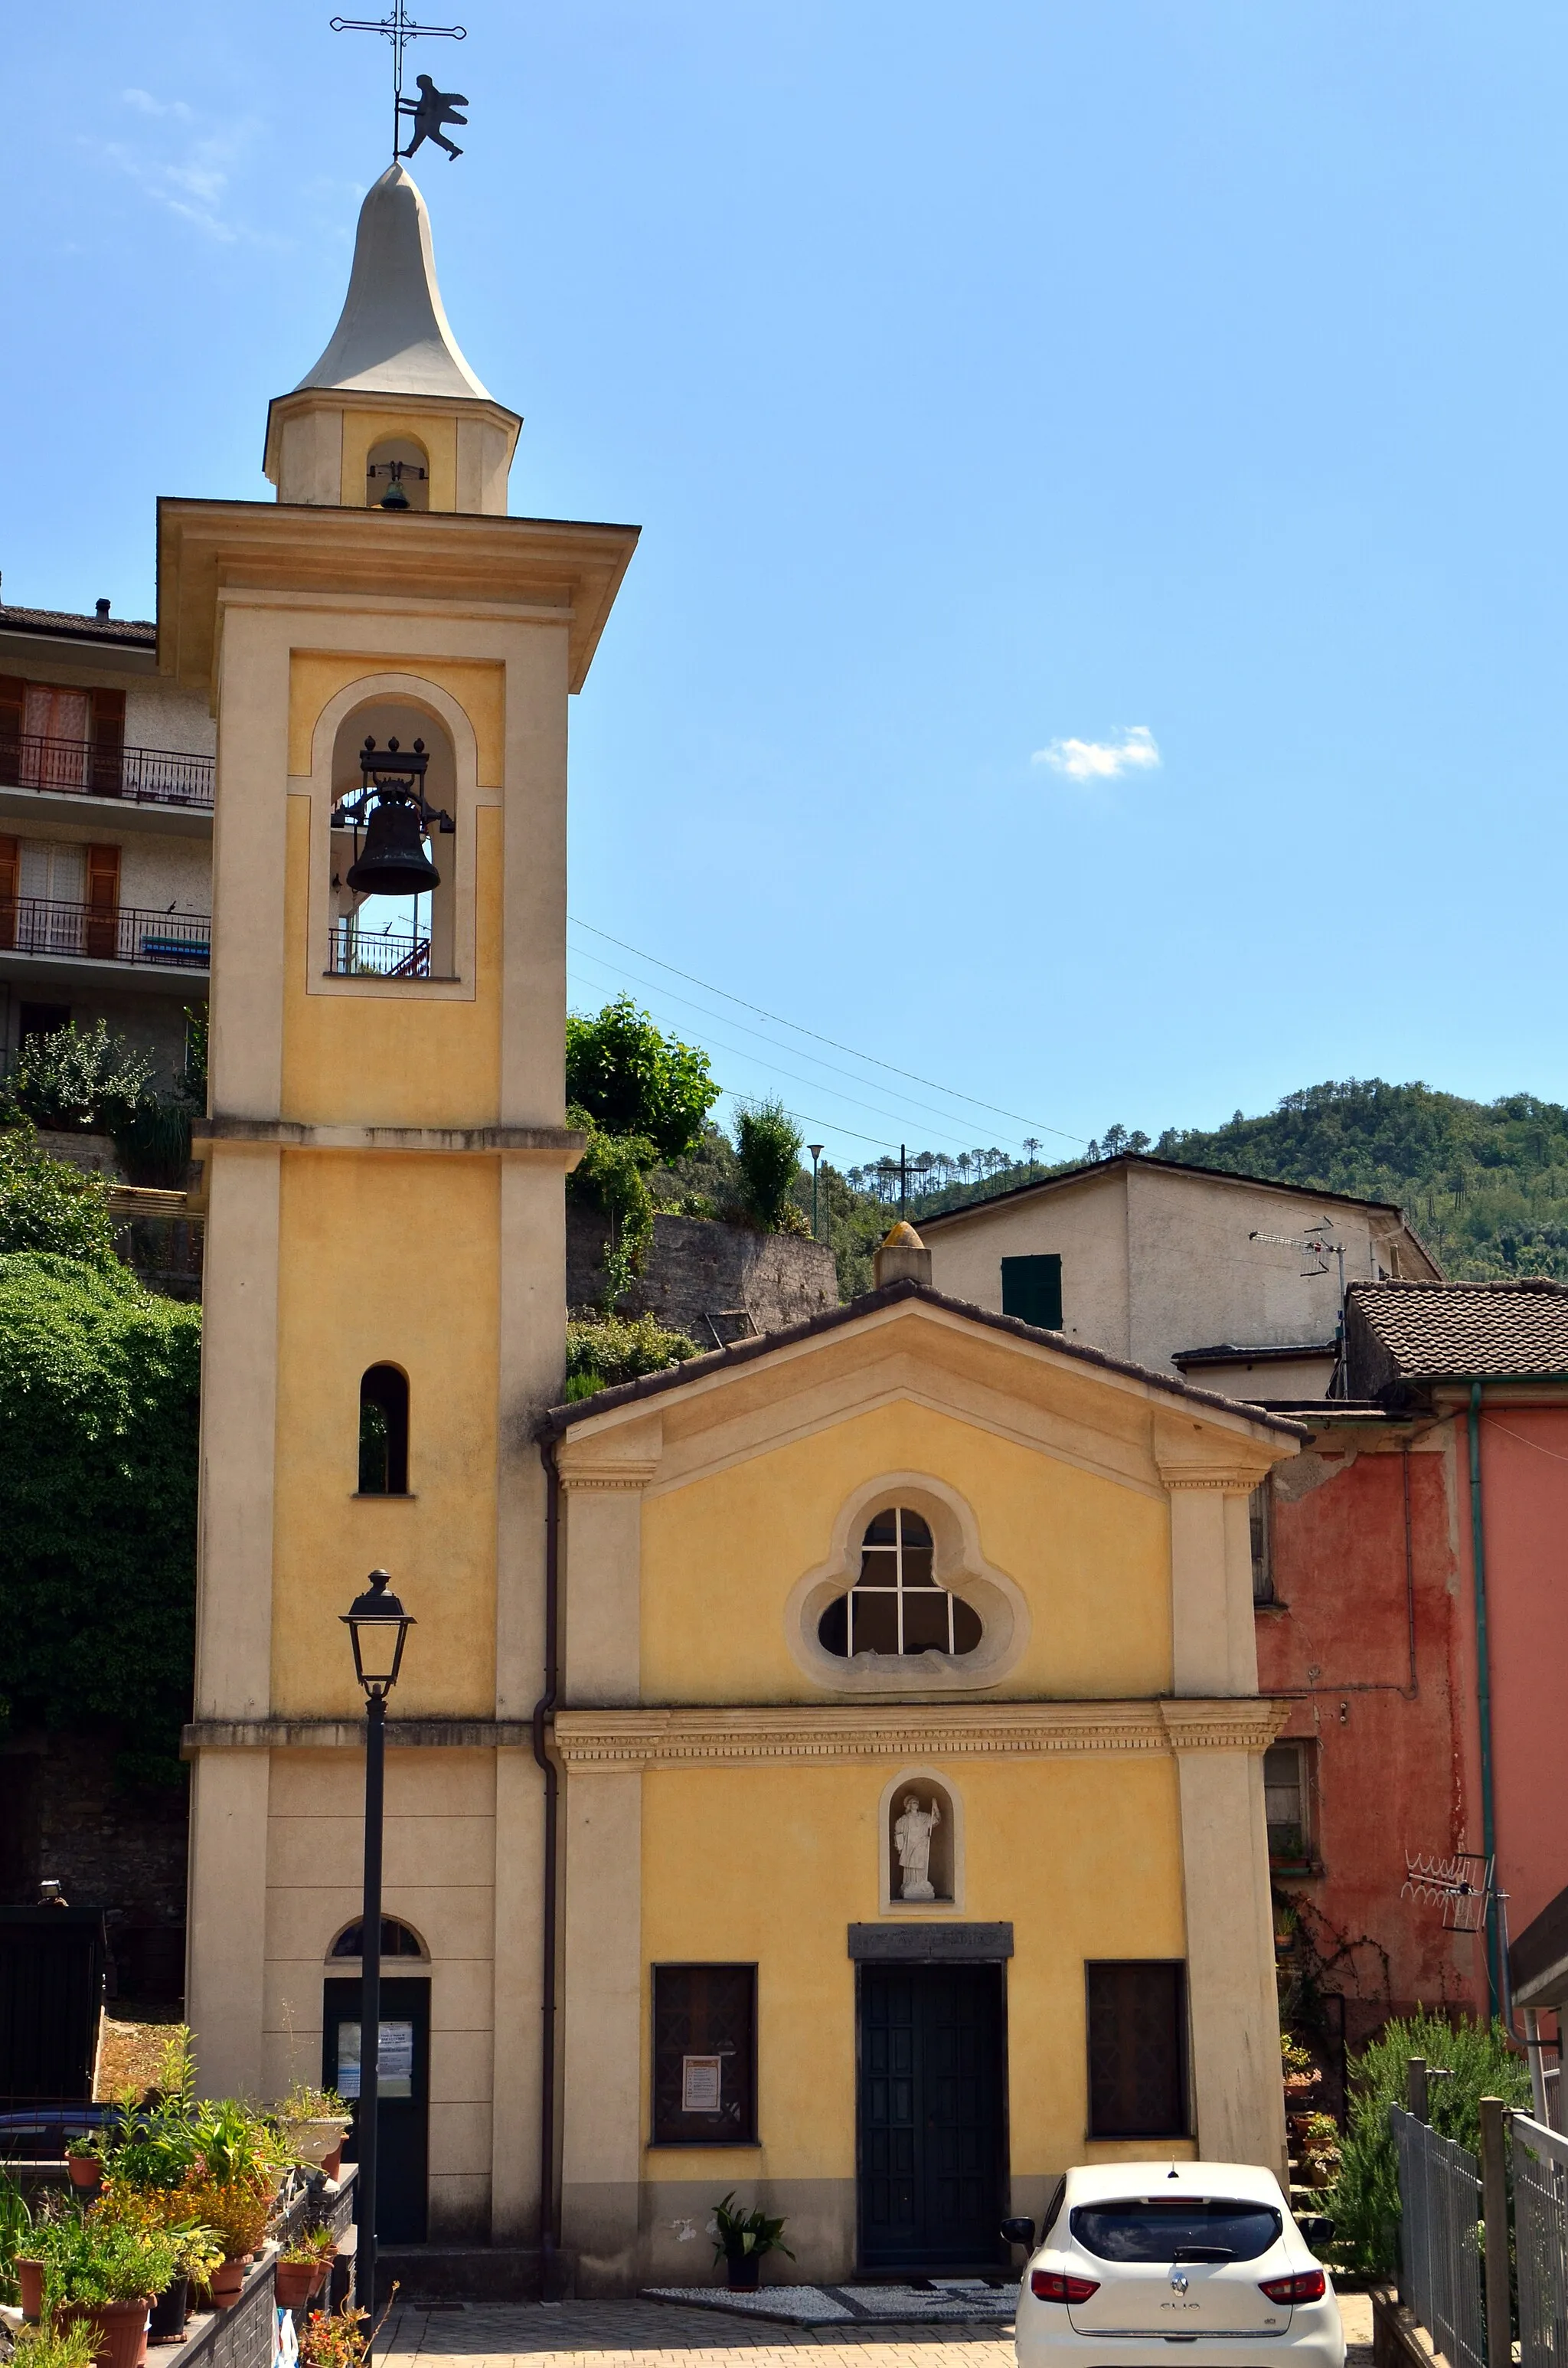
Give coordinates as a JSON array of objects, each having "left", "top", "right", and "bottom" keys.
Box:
[{"left": 857, "top": 1962, "right": 1008, "bottom": 2272}]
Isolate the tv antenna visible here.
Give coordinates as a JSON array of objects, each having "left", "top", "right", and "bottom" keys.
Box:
[{"left": 1250, "top": 1225, "right": 1348, "bottom": 1395}]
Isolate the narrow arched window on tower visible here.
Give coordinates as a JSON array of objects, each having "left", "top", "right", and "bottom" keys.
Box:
[{"left": 358, "top": 1364, "right": 410, "bottom": 1495}]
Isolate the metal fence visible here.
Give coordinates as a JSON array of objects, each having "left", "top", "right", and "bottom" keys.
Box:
[
  {"left": 0, "top": 895, "right": 211, "bottom": 970},
  {"left": 1391, "top": 2103, "right": 1488, "bottom": 2368},
  {"left": 0, "top": 732, "right": 215, "bottom": 810},
  {"left": 1515, "top": 2114, "right": 1568, "bottom": 2368},
  {"left": 328, "top": 922, "right": 431, "bottom": 977}
]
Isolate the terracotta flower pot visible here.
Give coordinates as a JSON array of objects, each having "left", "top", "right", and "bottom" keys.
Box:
[
  {"left": 18, "top": 2259, "right": 45, "bottom": 2321},
  {"left": 59, "top": 2298, "right": 151, "bottom": 2368},
  {"left": 321, "top": 2145, "right": 343, "bottom": 2182},
  {"left": 726, "top": 2254, "right": 762, "bottom": 2291},
  {"left": 67, "top": 2153, "right": 104, "bottom": 2194},
  {"left": 148, "top": 2276, "right": 190, "bottom": 2343},
  {"left": 274, "top": 2259, "right": 328, "bottom": 2311},
  {"left": 209, "top": 2256, "right": 250, "bottom": 2307}
]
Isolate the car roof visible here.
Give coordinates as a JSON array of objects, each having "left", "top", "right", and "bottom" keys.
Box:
[{"left": 1063, "top": 2162, "right": 1286, "bottom": 2206}]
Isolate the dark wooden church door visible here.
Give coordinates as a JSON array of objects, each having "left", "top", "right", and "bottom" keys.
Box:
[{"left": 858, "top": 1963, "right": 1006, "bottom": 2272}]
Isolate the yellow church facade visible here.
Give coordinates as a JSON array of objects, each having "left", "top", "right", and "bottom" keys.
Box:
[{"left": 175, "top": 161, "right": 1300, "bottom": 2291}]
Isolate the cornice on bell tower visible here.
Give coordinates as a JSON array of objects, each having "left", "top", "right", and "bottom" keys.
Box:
[{"left": 262, "top": 162, "right": 521, "bottom": 514}]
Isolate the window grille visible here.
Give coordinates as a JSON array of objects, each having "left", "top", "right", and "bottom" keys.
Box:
[
  {"left": 1086, "top": 1961, "right": 1188, "bottom": 2139},
  {"left": 1250, "top": 1481, "right": 1274, "bottom": 1603},
  {"left": 818, "top": 1507, "right": 982, "bottom": 1657},
  {"left": 651, "top": 1964, "right": 756, "bottom": 2145}
]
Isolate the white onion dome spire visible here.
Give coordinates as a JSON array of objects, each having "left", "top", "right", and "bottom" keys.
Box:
[{"left": 296, "top": 162, "right": 491, "bottom": 401}]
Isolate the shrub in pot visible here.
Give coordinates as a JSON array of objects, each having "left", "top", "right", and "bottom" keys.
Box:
[
  {"left": 276, "top": 2229, "right": 339, "bottom": 2312},
  {"left": 38, "top": 2210, "right": 181, "bottom": 2368},
  {"left": 8, "top": 2318, "right": 100, "bottom": 2368},
  {"left": 709, "top": 2192, "right": 793, "bottom": 2291}
]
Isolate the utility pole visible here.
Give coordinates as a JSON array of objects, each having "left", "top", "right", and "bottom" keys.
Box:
[{"left": 808, "top": 1145, "right": 823, "bottom": 1241}]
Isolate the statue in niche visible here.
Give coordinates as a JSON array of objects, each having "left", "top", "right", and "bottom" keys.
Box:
[{"left": 894, "top": 1792, "right": 942, "bottom": 1901}]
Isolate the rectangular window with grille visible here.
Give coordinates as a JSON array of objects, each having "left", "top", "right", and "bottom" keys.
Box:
[
  {"left": 1250, "top": 1481, "right": 1274, "bottom": 1603},
  {"left": 652, "top": 1964, "right": 757, "bottom": 2145},
  {"left": 1086, "top": 1961, "right": 1188, "bottom": 2139}
]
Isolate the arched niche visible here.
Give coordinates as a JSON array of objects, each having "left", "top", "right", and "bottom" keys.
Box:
[
  {"left": 329, "top": 698, "right": 456, "bottom": 980},
  {"left": 879, "top": 1770, "right": 964, "bottom": 1914},
  {"left": 366, "top": 436, "right": 431, "bottom": 511}
]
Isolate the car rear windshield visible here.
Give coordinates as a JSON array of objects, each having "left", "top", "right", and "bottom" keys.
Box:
[{"left": 1070, "top": 2200, "right": 1283, "bottom": 2263}]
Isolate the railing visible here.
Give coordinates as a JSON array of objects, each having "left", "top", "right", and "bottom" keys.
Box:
[
  {"left": 328, "top": 922, "right": 430, "bottom": 978},
  {"left": 1515, "top": 2114, "right": 1568, "bottom": 2368},
  {"left": 0, "top": 732, "right": 215, "bottom": 811},
  {"left": 0, "top": 895, "right": 211, "bottom": 970},
  {"left": 1391, "top": 2102, "right": 1488, "bottom": 2368}
]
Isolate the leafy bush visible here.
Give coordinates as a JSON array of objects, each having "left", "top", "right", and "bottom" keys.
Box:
[
  {"left": 566, "top": 997, "right": 717, "bottom": 1163},
  {"left": 38, "top": 2206, "right": 181, "bottom": 2305},
  {"left": 2, "top": 1022, "right": 151, "bottom": 1134},
  {"left": 569, "top": 1113, "right": 658, "bottom": 1307},
  {"left": 9, "top": 2321, "right": 99, "bottom": 2368},
  {"left": 110, "top": 1097, "right": 193, "bottom": 1190},
  {"left": 564, "top": 1313, "right": 699, "bottom": 1402},
  {"left": 733, "top": 1099, "right": 806, "bottom": 1232},
  {"left": 0, "top": 1252, "right": 201, "bottom": 1776},
  {"left": 0, "top": 1127, "right": 119, "bottom": 1267},
  {"left": 1323, "top": 2011, "right": 1530, "bottom": 2275}
]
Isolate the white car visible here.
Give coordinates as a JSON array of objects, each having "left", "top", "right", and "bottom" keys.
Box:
[{"left": 1010, "top": 2160, "right": 1344, "bottom": 2368}]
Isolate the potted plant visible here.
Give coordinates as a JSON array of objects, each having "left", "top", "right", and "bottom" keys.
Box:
[
  {"left": 38, "top": 2209, "right": 181, "bottom": 2368},
  {"left": 709, "top": 2192, "right": 794, "bottom": 2291},
  {"left": 297, "top": 2289, "right": 397, "bottom": 2368},
  {"left": 64, "top": 2136, "right": 106, "bottom": 2196},
  {"left": 276, "top": 2083, "right": 352, "bottom": 2174},
  {"left": 2, "top": 2162, "right": 36, "bottom": 2311},
  {"left": 8, "top": 2321, "right": 100, "bottom": 2368},
  {"left": 175, "top": 2177, "right": 274, "bottom": 2307},
  {"left": 275, "top": 2227, "right": 339, "bottom": 2313}
]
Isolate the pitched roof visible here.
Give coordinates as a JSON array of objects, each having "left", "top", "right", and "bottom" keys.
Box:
[
  {"left": 543, "top": 1276, "right": 1308, "bottom": 1436},
  {"left": 0, "top": 603, "right": 155, "bottom": 648},
  {"left": 916, "top": 1149, "right": 1418, "bottom": 1231},
  {"left": 1346, "top": 1277, "right": 1568, "bottom": 1385}
]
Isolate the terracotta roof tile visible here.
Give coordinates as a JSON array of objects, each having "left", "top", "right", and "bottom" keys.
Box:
[
  {"left": 0, "top": 603, "right": 156, "bottom": 646},
  {"left": 1346, "top": 1277, "right": 1568, "bottom": 1387}
]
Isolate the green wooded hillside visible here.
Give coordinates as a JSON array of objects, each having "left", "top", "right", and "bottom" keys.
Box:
[{"left": 1152, "top": 1079, "right": 1568, "bottom": 1280}]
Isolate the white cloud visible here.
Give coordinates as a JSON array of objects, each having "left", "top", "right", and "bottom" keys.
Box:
[
  {"left": 122, "top": 89, "right": 194, "bottom": 121},
  {"left": 1032, "top": 725, "right": 1161, "bottom": 782}
]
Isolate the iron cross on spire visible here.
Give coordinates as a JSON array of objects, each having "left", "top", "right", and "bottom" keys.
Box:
[{"left": 330, "top": 1, "right": 468, "bottom": 165}]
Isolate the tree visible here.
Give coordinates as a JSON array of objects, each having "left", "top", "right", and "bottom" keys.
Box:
[
  {"left": 0, "top": 1252, "right": 201, "bottom": 1783},
  {"left": 565, "top": 998, "right": 718, "bottom": 1163},
  {"left": 733, "top": 1100, "right": 807, "bottom": 1231}
]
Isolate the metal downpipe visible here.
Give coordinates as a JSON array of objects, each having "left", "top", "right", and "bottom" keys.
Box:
[{"left": 1468, "top": 1381, "right": 1502, "bottom": 2016}]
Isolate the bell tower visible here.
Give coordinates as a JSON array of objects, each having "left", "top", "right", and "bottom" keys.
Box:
[{"left": 168, "top": 163, "right": 637, "bottom": 2249}]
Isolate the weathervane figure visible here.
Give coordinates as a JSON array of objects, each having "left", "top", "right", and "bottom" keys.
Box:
[
  {"left": 400, "top": 73, "right": 467, "bottom": 159},
  {"left": 331, "top": 1, "right": 468, "bottom": 164}
]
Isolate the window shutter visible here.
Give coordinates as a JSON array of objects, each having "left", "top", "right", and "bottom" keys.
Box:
[
  {"left": 0, "top": 832, "right": 16, "bottom": 950},
  {"left": 0, "top": 675, "right": 23, "bottom": 787},
  {"left": 85, "top": 843, "right": 120, "bottom": 960},
  {"left": 88, "top": 688, "right": 126, "bottom": 797},
  {"left": 1001, "top": 1253, "right": 1063, "bottom": 1330},
  {"left": 1086, "top": 1961, "right": 1188, "bottom": 2139}
]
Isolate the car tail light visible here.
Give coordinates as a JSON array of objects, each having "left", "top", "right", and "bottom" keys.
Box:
[
  {"left": 1031, "top": 2270, "right": 1101, "bottom": 2304},
  {"left": 1259, "top": 2270, "right": 1326, "bottom": 2304}
]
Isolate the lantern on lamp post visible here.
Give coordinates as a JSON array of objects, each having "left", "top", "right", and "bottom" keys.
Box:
[{"left": 341, "top": 1570, "right": 415, "bottom": 2353}]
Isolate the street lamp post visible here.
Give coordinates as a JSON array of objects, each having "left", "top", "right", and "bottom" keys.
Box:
[
  {"left": 341, "top": 1569, "right": 415, "bottom": 2357},
  {"left": 808, "top": 1145, "right": 824, "bottom": 1241}
]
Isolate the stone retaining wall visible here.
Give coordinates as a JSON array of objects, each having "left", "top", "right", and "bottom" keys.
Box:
[{"left": 568, "top": 1207, "right": 838, "bottom": 1344}]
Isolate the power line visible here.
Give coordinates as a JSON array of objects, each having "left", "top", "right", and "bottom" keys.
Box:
[
  {"left": 567, "top": 942, "right": 1011, "bottom": 1154},
  {"left": 568, "top": 915, "right": 1086, "bottom": 1147}
]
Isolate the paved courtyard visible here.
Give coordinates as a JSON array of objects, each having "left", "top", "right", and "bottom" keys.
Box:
[{"left": 381, "top": 2291, "right": 1374, "bottom": 2368}]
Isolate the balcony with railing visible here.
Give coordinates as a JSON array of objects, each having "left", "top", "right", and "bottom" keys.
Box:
[
  {"left": 328, "top": 921, "right": 431, "bottom": 977},
  {"left": 0, "top": 895, "right": 211, "bottom": 970},
  {"left": 0, "top": 731, "right": 215, "bottom": 811}
]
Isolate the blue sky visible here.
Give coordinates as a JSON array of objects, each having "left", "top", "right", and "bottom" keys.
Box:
[{"left": 6, "top": 2, "right": 1567, "bottom": 1170}]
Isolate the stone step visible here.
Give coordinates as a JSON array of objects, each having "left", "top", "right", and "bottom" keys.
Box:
[{"left": 374, "top": 2246, "right": 543, "bottom": 2306}]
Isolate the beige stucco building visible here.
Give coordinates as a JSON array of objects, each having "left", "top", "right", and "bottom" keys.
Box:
[
  {"left": 920, "top": 1153, "right": 1440, "bottom": 1405},
  {"left": 181, "top": 165, "right": 1306, "bottom": 2292}
]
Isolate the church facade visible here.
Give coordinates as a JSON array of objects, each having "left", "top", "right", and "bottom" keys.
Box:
[{"left": 178, "top": 162, "right": 1299, "bottom": 2290}]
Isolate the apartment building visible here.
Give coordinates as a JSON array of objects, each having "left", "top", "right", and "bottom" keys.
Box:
[{"left": 0, "top": 598, "right": 213, "bottom": 1084}]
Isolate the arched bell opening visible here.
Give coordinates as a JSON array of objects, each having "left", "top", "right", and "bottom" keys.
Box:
[
  {"left": 366, "top": 436, "right": 431, "bottom": 512},
  {"left": 329, "top": 699, "right": 456, "bottom": 978}
]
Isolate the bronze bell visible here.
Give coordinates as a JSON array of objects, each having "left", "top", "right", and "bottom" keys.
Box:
[{"left": 345, "top": 795, "right": 442, "bottom": 898}]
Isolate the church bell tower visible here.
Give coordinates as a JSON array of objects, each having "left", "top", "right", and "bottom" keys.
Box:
[{"left": 167, "top": 157, "right": 637, "bottom": 2246}]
